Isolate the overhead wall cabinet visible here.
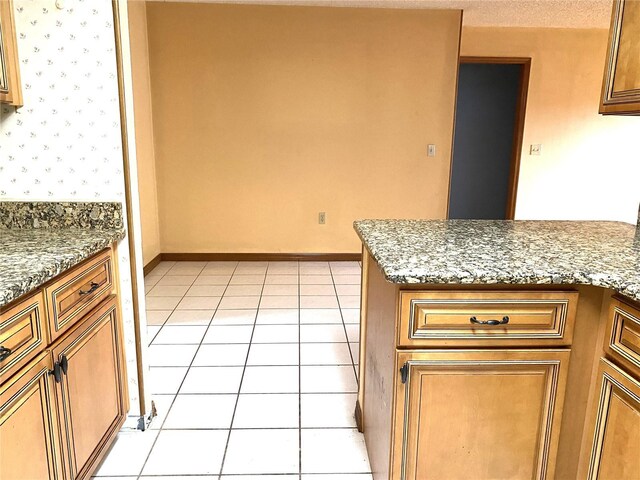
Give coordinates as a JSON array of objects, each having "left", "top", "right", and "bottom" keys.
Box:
[
  {"left": 0, "top": 0, "right": 22, "bottom": 107},
  {"left": 600, "top": 0, "right": 640, "bottom": 115}
]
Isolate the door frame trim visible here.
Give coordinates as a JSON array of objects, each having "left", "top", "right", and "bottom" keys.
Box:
[{"left": 449, "top": 56, "right": 531, "bottom": 220}]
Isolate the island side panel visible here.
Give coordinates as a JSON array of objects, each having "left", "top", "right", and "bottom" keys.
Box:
[
  {"left": 554, "top": 285, "right": 609, "bottom": 479},
  {"left": 362, "top": 255, "right": 400, "bottom": 480},
  {"left": 356, "top": 247, "right": 370, "bottom": 432}
]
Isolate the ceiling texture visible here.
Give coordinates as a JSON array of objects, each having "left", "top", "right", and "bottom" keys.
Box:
[{"left": 143, "top": 0, "right": 614, "bottom": 28}]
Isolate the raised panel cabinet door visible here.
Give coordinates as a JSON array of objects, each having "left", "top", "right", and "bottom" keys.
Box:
[
  {"left": 0, "top": 350, "right": 63, "bottom": 480},
  {"left": 0, "top": 0, "right": 23, "bottom": 106},
  {"left": 51, "top": 297, "right": 127, "bottom": 480},
  {"left": 600, "top": 0, "right": 640, "bottom": 114},
  {"left": 582, "top": 359, "right": 640, "bottom": 480},
  {"left": 392, "top": 349, "right": 570, "bottom": 480}
]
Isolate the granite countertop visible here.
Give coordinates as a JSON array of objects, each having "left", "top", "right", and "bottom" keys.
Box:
[
  {"left": 354, "top": 219, "right": 640, "bottom": 303},
  {"left": 0, "top": 202, "right": 125, "bottom": 308}
]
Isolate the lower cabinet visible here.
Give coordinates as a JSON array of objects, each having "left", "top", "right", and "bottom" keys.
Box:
[
  {"left": 0, "top": 351, "right": 63, "bottom": 480},
  {"left": 392, "top": 350, "right": 570, "bottom": 480},
  {"left": 0, "top": 296, "right": 126, "bottom": 480},
  {"left": 581, "top": 359, "right": 640, "bottom": 480},
  {"left": 52, "top": 297, "right": 127, "bottom": 480}
]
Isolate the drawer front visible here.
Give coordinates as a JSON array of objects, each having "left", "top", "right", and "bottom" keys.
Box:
[
  {"left": 605, "top": 297, "right": 640, "bottom": 377},
  {"left": 0, "top": 290, "right": 47, "bottom": 383},
  {"left": 45, "top": 248, "right": 114, "bottom": 342},
  {"left": 399, "top": 290, "right": 578, "bottom": 347}
]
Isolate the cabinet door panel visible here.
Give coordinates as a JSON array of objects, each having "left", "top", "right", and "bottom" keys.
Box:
[
  {"left": 0, "top": 351, "right": 62, "bottom": 480},
  {"left": 53, "top": 297, "right": 126, "bottom": 480},
  {"left": 393, "top": 350, "right": 570, "bottom": 480},
  {"left": 600, "top": 0, "right": 640, "bottom": 114},
  {"left": 583, "top": 359, "right": 640, "bottom": 480}
]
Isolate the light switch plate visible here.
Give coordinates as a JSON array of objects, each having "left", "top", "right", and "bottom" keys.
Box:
[
  {"left": 530, "top": 144, "right": 542, "bottom": 155},
  {"left": 427, "top": 144, "right": 436, "bottom": 157}
]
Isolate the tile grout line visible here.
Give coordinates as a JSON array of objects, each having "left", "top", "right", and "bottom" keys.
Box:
[
  {"left": 218, "top": 264, "right": 271, "bottom": 477},
  {"left": 138, "top": 262, "right": 233, "bottom": 478},
  {"left": 298, "top": 262, "right": 303, "bottom": 480},
  {"left": 328, "top": 266, "right": 360, "bottom": 384}
]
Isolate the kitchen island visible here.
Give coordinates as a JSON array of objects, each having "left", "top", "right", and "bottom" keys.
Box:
[{"left": 353, "top": 219, "right": 640, "bottom": 480}]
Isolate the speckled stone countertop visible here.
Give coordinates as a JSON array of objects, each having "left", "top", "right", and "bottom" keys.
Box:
[
  {"left": 354, "top": 220, "right": 640, "bottom": 303},
  {"left": 0, "top": 202, "right": 125, "bottom": 308}
]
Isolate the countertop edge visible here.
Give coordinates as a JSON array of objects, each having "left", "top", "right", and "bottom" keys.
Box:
[
  {"left": 353, "top": 221, "right": 640, "bottom": 304},
  {"left": 0, "top": 228, "right": 125, "bottom": 309}
]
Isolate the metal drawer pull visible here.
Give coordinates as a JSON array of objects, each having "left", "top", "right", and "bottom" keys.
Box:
[
  {"left": 0, "top": 346, "right": 12, "bottom": 361},
  {"left": 470, "top": 316, "right": 510, "bottom": 326},
  {"left": 79, "top": 282, "right": 100, "bottom": 296},
  {"left": 60, "top": 354, "right": 69, "bottom": 375}
]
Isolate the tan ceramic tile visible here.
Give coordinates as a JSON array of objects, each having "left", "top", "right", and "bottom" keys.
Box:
[
  {"left": 259, "top": 295, "right": 299, "bottom": 309},
  {"left": 157, "top": 275, "right": 197, "bottom": 286},
  {"left": 147, "top": 285, "right": 190, "bottom": 297},
  {"left": 300, "top": 284, "right": 335, "bottom": 296},
  {"left": 265, "top": 274, "right": 299, "bottom": 285},
  {"left": 300, "top": 296, "right": 339, "bottom": 309},
  {"left": 176, "top": 296, "right": 221, "bottom": 310},
  {"left": 262, "top": 284, "right": 298, "bottom": 296},
  {"left": 224, "top": 285, "right": 263, "bottom": 296},
  {"left": 185, "top": 285, "right": 226, "bottom": 297}
]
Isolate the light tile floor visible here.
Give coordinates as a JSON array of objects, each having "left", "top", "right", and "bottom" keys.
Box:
[{"left": 94, "top": 260, "right": 371, "bottom": 480}]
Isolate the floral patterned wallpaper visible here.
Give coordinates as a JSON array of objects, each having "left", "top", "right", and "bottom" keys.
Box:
[
  {"left": 0, "top": 0, "right": 143, "bottom": 418},
  {"left": 0, "top": 0, "right": 124, "bottom": 201}
]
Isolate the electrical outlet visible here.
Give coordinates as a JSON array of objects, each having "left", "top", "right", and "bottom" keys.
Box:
[
  {"left": 530, "top": 144, "right": 542, "bottom": 155},
  {"left": 318, "top": 212, "right": 326, "bottom": 224},
  {"left": 427, "top": 144, "right": 436, "bottom": 157}
]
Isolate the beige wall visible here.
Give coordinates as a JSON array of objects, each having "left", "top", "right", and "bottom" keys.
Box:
[
  {"left": 128, "top": 1, "right": 162, "bottom": 265},
  {"left": 461, "top": 27, "right": 640, "bottom": 224},
  {"left": 146, "top": 3, "right": 462, "bottom": 254}
]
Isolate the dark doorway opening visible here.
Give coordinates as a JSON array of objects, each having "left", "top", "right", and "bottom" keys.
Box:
[{"left": 448, "top": 57, "right": 530, "bottom": 220}]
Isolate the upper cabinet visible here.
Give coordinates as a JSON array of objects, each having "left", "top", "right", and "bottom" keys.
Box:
[
  {"left": 600, "top": 0, "right": 640, "bottom": 115},
  {"left": 0, "top": 0, "right": 22, "bottom": 107}
]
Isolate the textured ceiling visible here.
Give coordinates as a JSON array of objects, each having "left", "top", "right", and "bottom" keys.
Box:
[{"left": 143, "top": 0, "right": 614, "bottom": 28}]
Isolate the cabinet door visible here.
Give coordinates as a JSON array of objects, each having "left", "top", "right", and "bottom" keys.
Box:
[
  {"left": 0, "top": 351, "right": 63, "bottom": 480},
  {"left": 0, "top": 0, "right": 23, "bottom": 106},
  {"left": 52, "top": 297, "right": 127, "bottom": 480},
  {"left": 581, "top": 359, "right": 640, "bottom": 480},
  {"left": 392, "top": 350, "right": 570, "bottom": 480},
  {"left": 600, "top": 0, "right": 640, "bottom": 115}
]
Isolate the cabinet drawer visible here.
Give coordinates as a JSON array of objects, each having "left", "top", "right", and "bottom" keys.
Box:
[
  {"left": 605, "top": 297, "right": 640, "bottom": 377},
  {"left": 45, "top": 249, "right": 114, "bottom": 342},
  {"left": 0, "top": 290, "right": 47, "bottom": 383},
  {"left": 399, "top": 290, "right": 578, "bottom": 347}
]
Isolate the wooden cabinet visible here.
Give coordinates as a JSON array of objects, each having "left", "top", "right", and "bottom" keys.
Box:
[
  {"left": 579, "top": 296, "right": 640, "bottom": 479},
  {"left": 0, "top": 351, "right": 63, "bottom": 480},
  {"left": 0, "top": 0, "right": 23, "bottom": 106},
  {"left": 392, "top": 350, "right": 570, "bottom": 480},
  {"left": 0, "top": 246, "right": 126, "bottom": 480},
  {"left": 52, "top": 297, "right": 127, "bottom": 480},
  {"left": 581, "top": 359, "right": 640, "bottom": 479},
  {"left": 600, "top": 0, "right": 640, "bottom": 115},
  {"left": 357, "top": 258, "right": 582, "bottom": 480}
]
